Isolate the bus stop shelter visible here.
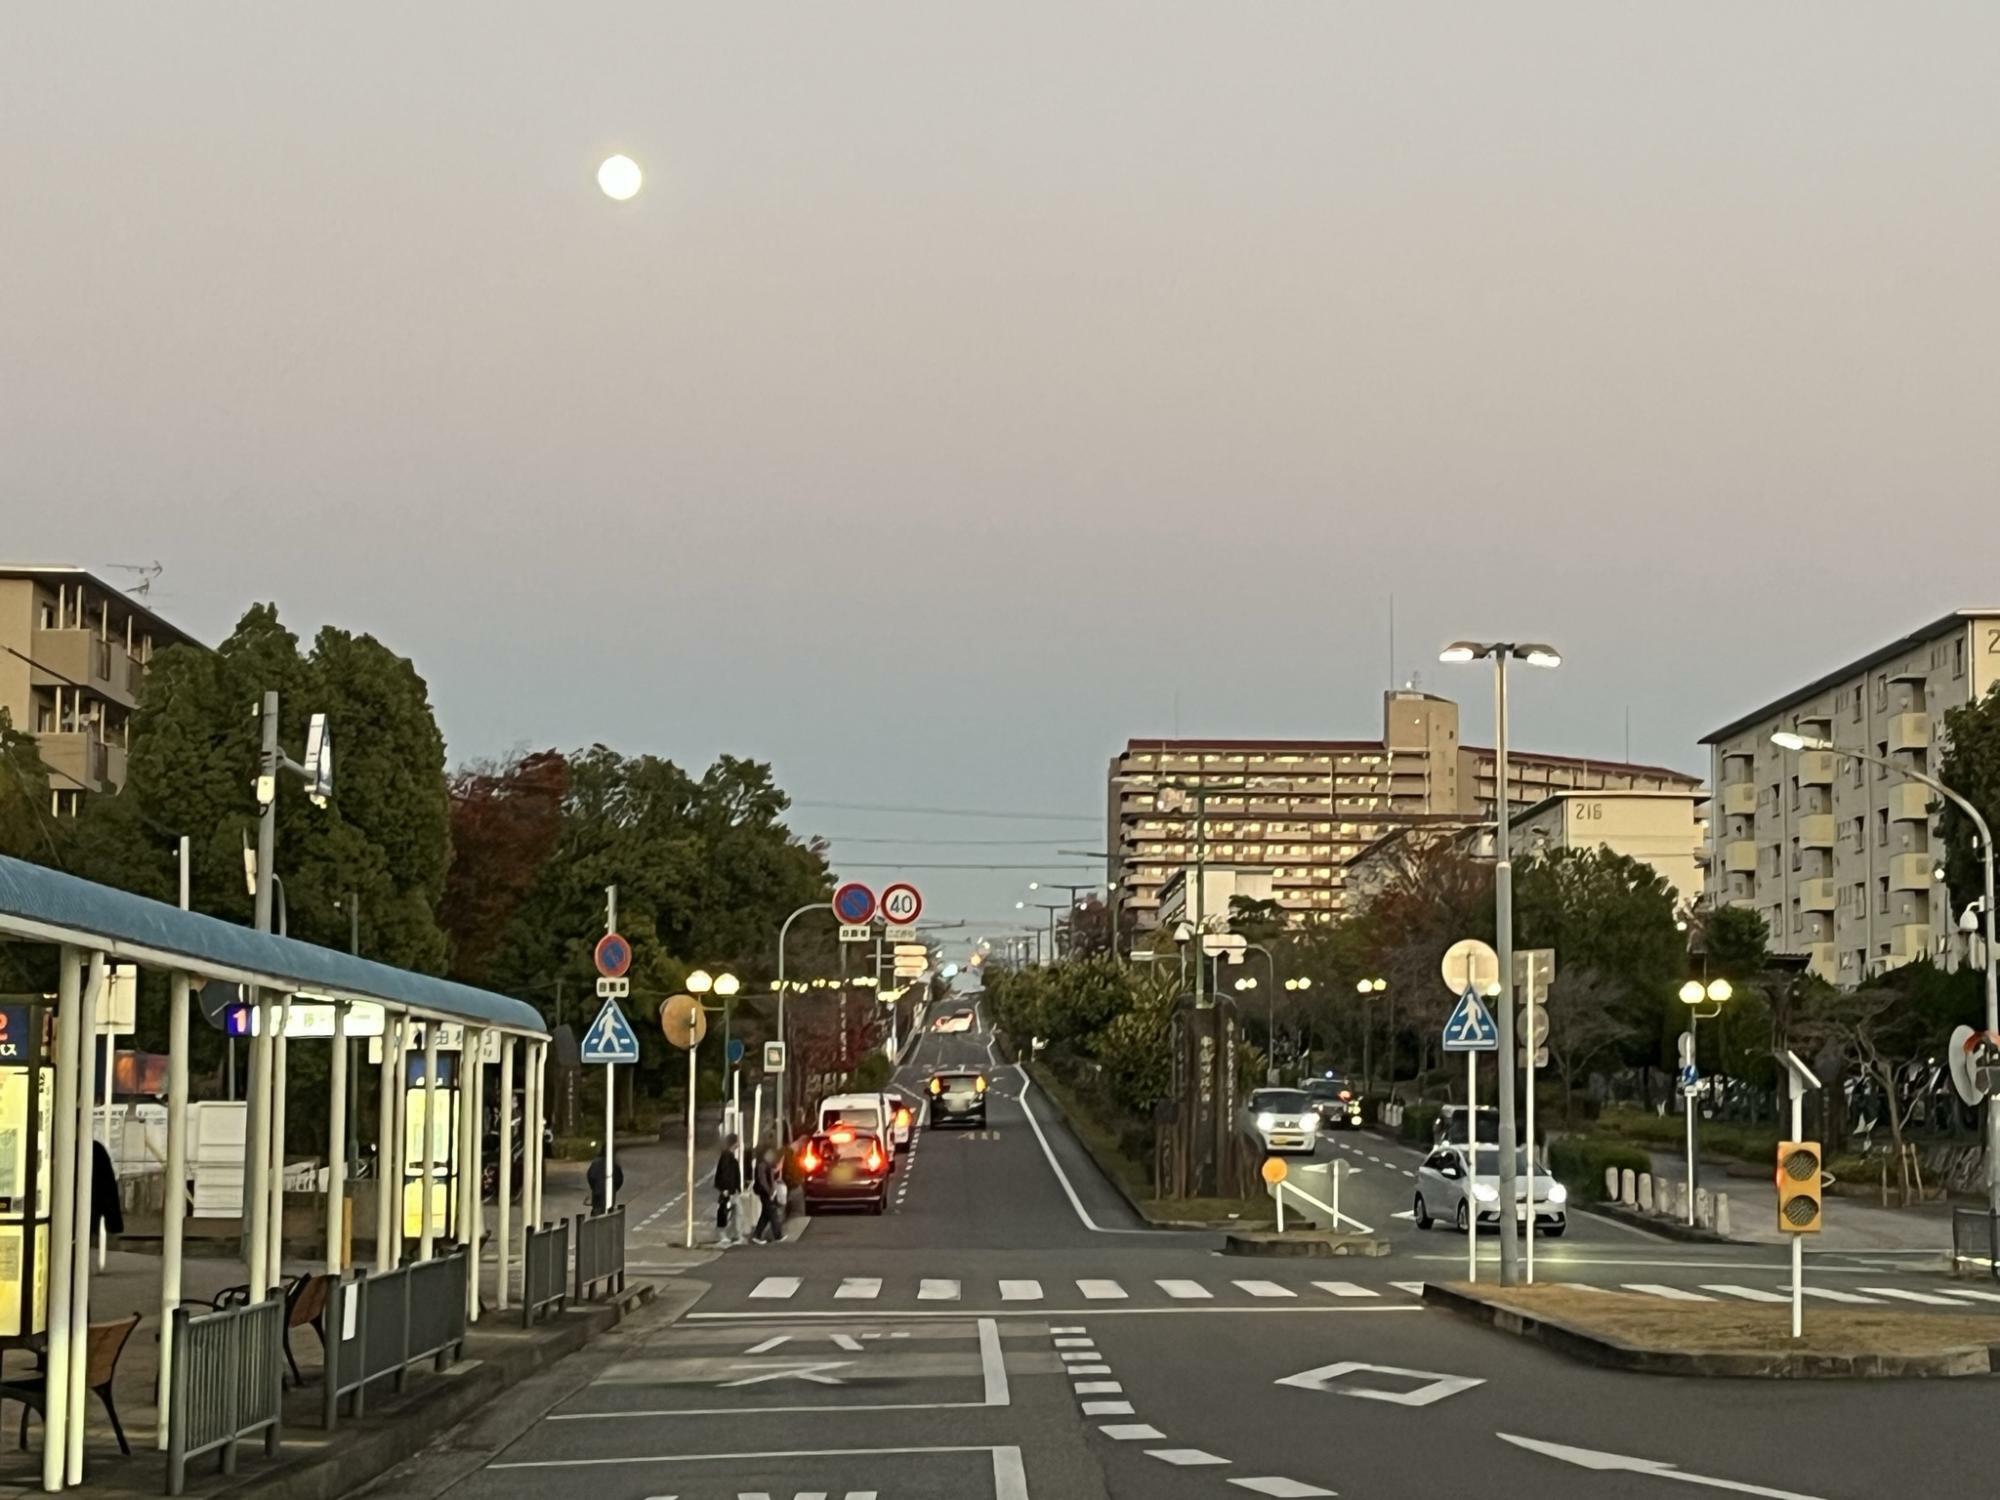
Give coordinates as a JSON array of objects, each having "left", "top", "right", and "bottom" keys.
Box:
[{"left": 0, "top": 853, "right": 552, "bottom": 1493}]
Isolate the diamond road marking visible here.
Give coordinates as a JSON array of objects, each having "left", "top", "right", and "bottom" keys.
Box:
[
  {"left": 1703, "top": 1285, "right": 1789, "bottom": 1303},
  {"left": 1157, "top": 1279, "right": 1212, "bottom": 1300},
  {"left": 1233, "top": 1280, "right": 1296, "bottom": 1299},
  {"left": 1000, "top": 1280, "right": 1044, "bottom": 1301},
  {"left": 1275, "top": 1361, "right": 1484, "bottom": 1406},
  {"left": 835, "top": 1278, "right": 881, "bottom": 1300},
  {"left": 749, "top": 1278, "right": 801, "bottom": 1300},
  {"left": 1623, "top": 1284, "right": 1714, "bottom": 1301},
  {"left": 1077, "top": 1280, "right": 1128, "bottom": 1299},
  {"left": 918, "top": 1279, "right": 960, "bottom": 1301},
  {"left": 1230, "top": 1481, "right": 1338, "bottom": 1498}
]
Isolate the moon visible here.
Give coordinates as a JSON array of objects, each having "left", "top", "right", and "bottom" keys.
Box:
[{"left": 596, "top": 155, "right": 642, "bottom": 201}]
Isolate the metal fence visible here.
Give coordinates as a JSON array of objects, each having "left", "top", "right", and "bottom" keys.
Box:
[
  {"left": 166, "top": 1295, "right": 285, "bottom": 1496},
  {"left": 522, "top": 1218, "right": 569, "bottom": 1328},
  {"left": 574, "top": 1206, "right": 626, "bottom": 1301},
  {"left": 1952, "top": 1206, "right": 1999, "bottom": 1281},
  {"left": 321, "top": 1248, "right": 470, "bottom": 1429}
]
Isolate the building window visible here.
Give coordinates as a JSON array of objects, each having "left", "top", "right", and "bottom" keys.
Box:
[
  {"left": 1876, "top": 743, "right": 1889, "bottom": 779},
  {"left": 1874, "top": 674, "right": 1887, "bottom": 711},
  {"left": 1956, "top": 635, "right": 1967, "bottom": 678},
  {"left": 1878, "top": 878, "right": 1889, "bottom": 914}
]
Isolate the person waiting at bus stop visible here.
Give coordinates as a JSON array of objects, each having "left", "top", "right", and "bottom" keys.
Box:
[{"left": 586, "top": 1148, "right": 624, "bottom": 1215}]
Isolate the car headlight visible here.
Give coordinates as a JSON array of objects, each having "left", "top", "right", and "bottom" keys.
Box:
[
  {"left": 1256, "top": 1112, "right": 1277, "bottom": 1131},
  {"left": 1547, "top": 1183, "right": 1567, "bottom": 1205},
  {"left": 1300, "top": 1114, "right": 1318, "bottom": 1132},
  {"left": 1472, "top": 1183, "right": 1499, "bottom": 1203}
]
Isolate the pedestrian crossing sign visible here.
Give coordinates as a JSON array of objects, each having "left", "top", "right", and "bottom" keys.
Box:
[
  {"left": 1441, "top": 987, "right": 1498, "bottom": 1053},
  {"left": 580, "top": 997, "right": 641, "bottom": 1064}
]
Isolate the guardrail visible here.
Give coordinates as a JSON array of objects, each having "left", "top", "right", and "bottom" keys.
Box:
[
  {"left": 321, "top": 1248, "right": 470, "bottom": 1430},
  {"left": 574, "top": 1206, "right": 626, "bottom": 1301},
  {"left": 166, "top": 1295, "right": 285, "bottom": 1496},
  {"left": 522, "top": 1218, "right": 570, "bottom": 1327},
  {"left": 1952, "top": 1206, "right": 1999, "bottom": 1281}
]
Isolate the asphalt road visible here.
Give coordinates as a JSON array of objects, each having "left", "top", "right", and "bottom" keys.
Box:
[{"left": 425, "top": 1009, "right": 1999, "bottom": 1500}]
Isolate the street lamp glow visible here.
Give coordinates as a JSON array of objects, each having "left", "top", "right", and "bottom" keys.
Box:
[
  {"left": 1519, "top": 644, "right": 1562, "bottom": 670},
  {"left": 1439, "top": 642, "right": 1481, "bottom": 664},
  {"left": 714, "top": 973, "right": 741, "bottom": 998},
  {"left": 686, "top": 969, "right": 713, "bottom": 995},
  {"left": 597, "top": 154, "right": 643, "bottom": 201},
  {"left": 1678, "top": 980, "right": 1705, "bottom": 1006},
  {"left": 1770, "top": 730, "right": 1834, "bottom": 753}
]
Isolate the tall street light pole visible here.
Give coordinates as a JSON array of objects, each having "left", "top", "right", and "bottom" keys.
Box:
[
  {"left": 1443, "top": 639, "right": 1561, "bottom": 1288},
  {"left": 776, "top": 903, "right": 831, "bottom": 1146},
  {"left": 1773, "top": 730, "right": 2000, "bottom": 1221}
]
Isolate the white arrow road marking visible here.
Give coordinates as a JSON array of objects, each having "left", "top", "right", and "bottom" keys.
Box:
[
  {"left": 720, "top": 1361, "right": 851, "bottom": 1387},
  {"left": 746, "top": 1335, "right": 791, "bottom": 1354},
  {"left": 830, "top": 1334, "right": 864, "bottom": 1351},
  {"left": 1275, "top": 1361, "right": 1484, "bottom": 1406},
  {"left": 1497, "top": 1433, "right": 1828, "bottom": 1498}
]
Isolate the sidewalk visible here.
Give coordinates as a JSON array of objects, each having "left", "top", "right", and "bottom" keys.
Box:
[{"left": 1646, "top": 1149, "right": 1957, "bottom": 1254}]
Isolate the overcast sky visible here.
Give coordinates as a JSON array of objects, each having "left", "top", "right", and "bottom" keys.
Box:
[{"left": 5, "top": 4, "right": 1997, "bottom": 934}]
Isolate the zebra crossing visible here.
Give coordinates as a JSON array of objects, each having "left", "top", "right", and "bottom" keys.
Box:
[{"left": 722, "top": 1272, "right": 2000, "bottom": 1312}]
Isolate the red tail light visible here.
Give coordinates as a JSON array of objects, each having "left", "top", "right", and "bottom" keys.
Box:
[{"left": 866, "top": 1149, "right": 884, "bottom": 1173}]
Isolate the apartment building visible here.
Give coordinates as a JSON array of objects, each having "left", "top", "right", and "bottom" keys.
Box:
[
  {"left": 1106, "top": 690, "right": 1703, "bottom": 933},
  {"left": 1701, "top": 609, "right": 2000, "bottom": 986},
  {"left": 1346, "top": 789, "right": 1707, "bottom": 910},
  {"left": 0, "top": 566, "right": 204, "bottom": 815}
]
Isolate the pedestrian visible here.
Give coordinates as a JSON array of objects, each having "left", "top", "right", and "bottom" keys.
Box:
[
  {"left": 750, "top": 1146, "right": 784, "bottom": 1243},
  {"left": 585, "top": 1149, "right": 624, "bottom": 1216},
  {"left": 714, "top": 1133, "right": 744, "bottom": 1246}
]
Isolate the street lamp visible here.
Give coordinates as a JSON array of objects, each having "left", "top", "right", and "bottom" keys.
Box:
[
  {"left": 1441, "top": 639, "right": 1561, "bottom": 1288},
  {"left": 1773, "top": 729, "right": 2000, "bottom": 1222},
  {"left": 1676, "top": 977, "right": 1733, "bottom": 1226},
  {"left": 1354, "top": 977, "right": 1387, "bottom": 1091},
  {"left": 597, "top": 154, "right": 642, "bottom": 200}
]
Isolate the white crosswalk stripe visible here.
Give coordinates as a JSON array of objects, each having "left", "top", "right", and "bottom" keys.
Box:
[
  {"left": 1230, "top": 1481, "right": 1337, "bottom": 1498},
  {"left": 1390, "top": 1281, "right": 1427, "bottom": 1296},
  {"left": 835, "top": 1277, "right": 880, "bottom": 1299},
  {"left": 1623, "top": 1284, "right": 1714, "bottom": 1301},
  {"left": 999, "top": 1279, "right": 1043, "bottom": 1301},
  {"left": 1861, "top": 1287, "right": 1963, "bottom": 1306},
  {"left": 1795, "top": 1287, "right": 1884, "bottom": 1304},
  {"left": 1936, "top": 1286, "right": 2000, "bottom": 1303},
  {"left": 1233, "top": 1280, "right": 1297, "bottom": 1299},
  {"left": 1703, "top": 1285, "right": 1790, "bottom": 1303},
  {"left": 749, "top": 1277, "right": 800, "bottom": 1300},
  {"left": 918, "top": 1279, "right": 960, "bottom": 1301},
  {"left": 1156, "top": 1279, "right": 1212, "bottom": 1299},
  {"left": 1311, "top": 1281, "right": 1378, "bottom": 1298},
  {"left": 1077, "top": 1279, "right": 1128, "bottom": 1299}
]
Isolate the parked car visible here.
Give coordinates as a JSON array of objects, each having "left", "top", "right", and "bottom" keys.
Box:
[
  {"left": 818, "top": 1093, "right": 897, "bottom": 1171},
  {"left": 799, "top": 1127, "right": 889, "bottom": 1214},
  {"left": 1239, "top": 1087, "right": 1320, "bottom": 1155},
  {"left": 1302, "top": 1077, "right": 1362, "bottom": 1130},
  {"left": 1434, "top": 1104, "right": 1499, "bottom": 1146},
  {"left": 1412, "top": 1143, "right": 1566, "bottom": 1236}
]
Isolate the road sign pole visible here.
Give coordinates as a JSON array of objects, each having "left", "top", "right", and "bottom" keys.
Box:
[
  {"left": 604, "top": 1058, "right": 615, "bottom": 1215},
  {"left": 1525, "top": 1025, "right": 1536, "bottom": 1285},
  {"left": 685, "top": 1041, "right": 698, "bottom": 1249},
  {"left": 1467, "top": 1047, "right": 1478, "bottom": 1284}
]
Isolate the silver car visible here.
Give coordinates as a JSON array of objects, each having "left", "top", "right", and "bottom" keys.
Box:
[
  {"left": 1412, "top": 1144, "right": 1567, "bottom": 1236},
  {"left": 1240, "top": 1087, "right": 1320, "bottom": 1156}
]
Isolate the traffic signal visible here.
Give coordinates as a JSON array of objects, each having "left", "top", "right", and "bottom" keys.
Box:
[{"left": 1776, "top": 1140, "right": 1822, "bottom": 1233}]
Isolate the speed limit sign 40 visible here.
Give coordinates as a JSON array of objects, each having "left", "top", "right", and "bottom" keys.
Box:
[{"left": 880, "top": 882, "right": 923, "bottom": 925}]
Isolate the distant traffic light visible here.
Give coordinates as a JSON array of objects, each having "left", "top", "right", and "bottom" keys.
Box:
[{"left": 1776, "top": 1141, "right": 1823, "bottom": 1233}]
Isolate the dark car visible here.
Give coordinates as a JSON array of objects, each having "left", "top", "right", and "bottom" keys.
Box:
[
  {"left": 800, "top": 1128, "right": 889, "bottom": 1214},
  {"left": 926, "top": 1068, "right": 988, "bottom": 1128},
  {"left": 1303, "top": 1077, "right": 1362, "bottom": 1130}
]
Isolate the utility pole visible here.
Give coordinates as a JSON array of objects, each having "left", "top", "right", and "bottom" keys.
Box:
[{"left": 1492, "top": 652, "right": 1522, "bottom": 1288}]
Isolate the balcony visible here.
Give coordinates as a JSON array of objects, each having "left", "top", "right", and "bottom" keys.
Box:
[
  {"left": 1806, "top": 943, "right": 1837, "bottom": 981},
  {"left": 1799, "top": 877, "right": 1835, "bottom": 913},
  {"left": 1720, "top": 783, "right": 1757, "bottom": 817},
  {"left": 1798, "top": 813, "right": 1835, "bottom": 849},
  {"left": 37, "top": 731, "right": 111, "bottom": 791},
  {"left": 1796, "top": 751, "right": 1837, "bottom": 786},
  {"left": 1888, "top": 852, "right": 1934, "bottom": 892},
  {"left": 1890, "top": 924, "right": 1932, "bottom": 964},
  {"left": 1723, "top": 840, "right": 1758, "bottom": 875},
  {"left": 1887, "top": 712, "right": 1931, "bottom": 754},
  {"left": 1889, "top": 782, "right": 1933, "bottom": 823}
]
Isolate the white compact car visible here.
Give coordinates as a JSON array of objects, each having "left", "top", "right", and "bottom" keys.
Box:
[
  {"left": 1413, "top": 1143, "right": 1566, "bottom": 1236},
  {"left": 1238, "top": 1087, "right": 1320, "bottom": 1156}
]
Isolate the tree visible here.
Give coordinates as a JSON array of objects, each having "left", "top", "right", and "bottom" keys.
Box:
[
  {"left": 0, "top": 708, "right": 61, "bottom": 866},
  {"left": 1539, "top": 968, "right": 1629, "bottom": 1123},
  {"left": 440, "top": 750, "right": 569, "bottom": 986},
  {"left": 1940, "top": 684, "right": 2000, "bottom": 923},
  {"left": 1794, "top": 974, "right": 1933, "bottom": 1202},
  {"left": 1226, "top": 896, "right": 1287, "bottom": 946}
]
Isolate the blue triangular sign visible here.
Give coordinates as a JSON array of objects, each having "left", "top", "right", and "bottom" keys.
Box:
[
  {"left": 580, "top": 998, "right": 641, "bottom": 1064},
  {"left": 1441, "top": 986, "right": 1499, "bottom": 1053}
]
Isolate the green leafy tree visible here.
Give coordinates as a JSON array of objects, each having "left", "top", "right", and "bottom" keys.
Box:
[
  {"left": 1940, "top": 684, "right": 2000, "bottom": 921},
  {"left": 0, "top": 708, "right": 61, "bottom": 866}
]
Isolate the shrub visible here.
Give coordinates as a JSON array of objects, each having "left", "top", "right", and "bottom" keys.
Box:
[
  {"left": 1546, "top": 1135, "right": 1651, "bottom": 1201},
  {"left": 1399, "top": 1101, "right": 1441, "bottom": 1145}
]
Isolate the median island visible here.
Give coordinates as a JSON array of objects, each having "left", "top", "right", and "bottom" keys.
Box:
[{"left": 1428, "top": 1283, "right": 2000, "bottom": 1377}]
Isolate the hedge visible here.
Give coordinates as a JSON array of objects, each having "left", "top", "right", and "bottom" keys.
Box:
[
  {"left": 1398, "top": 1101, "right": 1441, "bottom": 1146},
  {"left": 1546, "top": 1135, "right": 1651, "bottom": 1201}
]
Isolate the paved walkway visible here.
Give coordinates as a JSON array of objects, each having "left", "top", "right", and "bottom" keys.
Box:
[{"left": 1646, "top": 1148, "right": 1959, "bottom": 1252}]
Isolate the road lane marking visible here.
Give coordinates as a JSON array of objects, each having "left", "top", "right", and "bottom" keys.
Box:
[
  {"left": 1102, "top": 1425, "right": 1165, "bottom": 1440},
  {"left": 918, "top": 1279, "right": 960, "bottom": 1300},
  {"left": 1051, "top": 1325, "right": 1086, "bottom": 1332},
  {"left": 993, "top": 1446, "right": 1029, "bottom": 1500},
  {"left": 1156, "top": 1279, "right": 1212, "bottom": 1299},
  {"left": 1311, "top": 1281, "right": 1377, "bottom": 1298},
  {"left": 688, "top": 1306, "right": 1422, "bottom": 1321},
  {"left": 1073, "top": 1380, "right": 1122, "bottom": 1394},
  {"left": 1077, "top": 1279, "right": 1128, "bottom": 1299},
  {"left": 1623, "top": 1284, "right": 1714, "bottom": 1301},
  {"left": 496, "top": 1446, "right": 1011, "bottom": 1473},
  {"left": 1054, "top": 1337, "right": 1095, "bottom": 1348},
  {"left": 1861, "top": 1287, "right": 1963, "bottom": 1305},
  {"left": 1146, "top": 1449, "right": 1229, "bottom": 1466},
  {"left": 1794, "top": 1287, "right": 1883, "bottom": 1304},
  {"left": 836, "top": 1278, "right": 881, "bottom": 1300},
  {"left": 1936, "top": 1287, "right": 2000, "bottom": 1303},
  {"left": 1000, "top": 1280, "right": 1044, "bottom": 1301},
  {"left": 1703, "top": 1285, "right": 1789, "bottom": 1303},
  {"left": 1082, "top": 1401, "right": 1135, "bottom": 1415},
  {"left": 979, "top": 1317, "right": 1009, "bottom": 1406},
  {"left": 1013, "top": 1066, "right": 1150, "bottom": 1234},
  {"left": 1233, "top": 1280, "right": 1296, "bottom": 1299},
  {"left": 720, "top": 1360, "right": 850, "bottom": 1387},
  {"left": 1230, "top": 1481, "right": 1337, "bottom": 1497},
  {"left": 1066, "top": 1364, "right": 1113, "bottom": 1374},
  {"left": 749, "top": 1278, "right": 801, "bottom": 1300},
  {"left": 1059, "top": 1352, "right": 1101, "bottom": 1363}
]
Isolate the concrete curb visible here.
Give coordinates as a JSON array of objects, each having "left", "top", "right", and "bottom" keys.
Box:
[
  {"left": 1423, "top": 1282, "right": 2000, "bottom": 1379},
  {"left": 1586, "top": 1202, "right": 1720, "bottom": 1243},
  {"left": 1224, "top": 1231, "right": 1391, "bottom": 1258},
  {"left": 215, "top": 1284, "right": 657, "bottom": 1500},
  {"left": 1018, "top": 1062, "right": 1229, "bottom": 1232}
]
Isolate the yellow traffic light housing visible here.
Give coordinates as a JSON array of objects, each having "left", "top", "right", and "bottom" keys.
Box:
[{"left": 1777, "top": 1140, "right": 1822, "bottom": 1233}]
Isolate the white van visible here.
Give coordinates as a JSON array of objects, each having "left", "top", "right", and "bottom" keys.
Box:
[{"left": 817, "top": 1093, "right": 897, "bottom": 1169}]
